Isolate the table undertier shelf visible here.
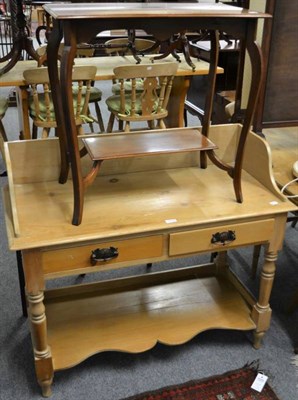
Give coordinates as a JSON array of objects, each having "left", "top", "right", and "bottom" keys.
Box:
[
  {"left": 82, "top": 129, "right": 217, "bottom": 161},
  {"left": 45, "top": 268, "right": 255, "bottom": 371}
]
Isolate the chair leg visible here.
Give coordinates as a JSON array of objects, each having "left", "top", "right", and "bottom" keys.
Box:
[
  {"left": 87, "top": 106, "right": 95, "bottom": 133},
  {"left": 41, "top": 127, "right": 50, "bottom": 138},
  {"left": 118, "top": 120, "right": 124, "bottom": 131},
  {"left": 107, "top": 113, "right": 115, "bottom": 133},
  {"left": 88, "top": 122, "right": 95, "bottom": 133},
  {"left": 94, "top": 102, "right": 105, "bottom": 132},
  {"left": 124, "top": 121, "right": 130, "bottom": 132},
  {"left": 32, "top": 123, "right": 38, "bottom": 139},
  {"left": 184, "top": 108, "right": 188, "bottom": 126},
  {"left": 158, "top": 119, "right": 166, "bottom": 129},
  {"left": 148, "top": 120, "right": 155, "bottom": 129},
  {"left": 0, "top": 119, "right": 8, "bottom": 142},
  {"left": 0, "top": 119, "right": 7, "bottom": 162},
  {"left": 77, "top": 125, "right": 84, "bottom": 136}
]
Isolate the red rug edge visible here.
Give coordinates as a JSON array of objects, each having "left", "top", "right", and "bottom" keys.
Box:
[{"left": 120, "top": 362, "right": 280, "bottom": 400}]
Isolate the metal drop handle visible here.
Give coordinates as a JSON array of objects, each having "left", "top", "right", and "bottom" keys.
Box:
[
  {"left": 90, "top": 247, "right": 119, "bottom": 265},
  {"left": 211, "top": 230, "right": 236, "bottom": 246}
]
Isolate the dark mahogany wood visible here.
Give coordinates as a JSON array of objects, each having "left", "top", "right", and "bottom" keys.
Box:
[
  {"left": 0, "top": 0, "right": 38, "bottom": 76},
  {"left": 82, "top": 129, "right": 217, "bottom": 161},
  {"left": 81, "top": 128, "right": 217, "bottom": 194},
  {"left": 44, "top": 2, "right": 270, "bottom": 225}
]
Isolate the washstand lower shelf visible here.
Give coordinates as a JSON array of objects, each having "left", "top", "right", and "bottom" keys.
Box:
[{"left": 45, "top": 265, "right": 256, "bottom": 371}]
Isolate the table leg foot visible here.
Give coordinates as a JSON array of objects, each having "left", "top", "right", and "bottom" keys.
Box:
[
  {"left": 28, "top": 290, "right": 54, "bottom": 396},
  {"left": 40, "top": 380, "right": 53, "bottom": 398},
  {"left": 253, "top": 330, "right": 265, "bottom": 349},
  {"left": 35, "top": 356, "right": 54, "bottom": 397}
]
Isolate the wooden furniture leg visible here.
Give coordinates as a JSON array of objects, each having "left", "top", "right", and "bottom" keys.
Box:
[
  {"left": 0, "top": 0, "right": 39, "bottom": 76},
  {"left": 251, "top": 214, "right": 288, "bottom": 349},
  {"left": 206, "top": 22, "right": 263, "bottom": 204},
  {"left": 44, "top": 4, "right": 268, "bottom": 227},
  {"left": 252, "top": 248, "right": 277, "bottom": 349},
  {"left": 22, "top": 250, "right": 53, "bottom": 397},
  {"left": 231, "top": 22, "right": 262, "bottom": 203},
  {"left": 16, "top": 250, "right": 27, "bottom": 317},
  {"left": 46, "top": 20, "right": 70, "bottom": 185},
  {"left": 165, "top": 76, "right": 191, "bottom": 128},
  {"left": 16, "top": 87, "right": 31, "bottom": 140}
]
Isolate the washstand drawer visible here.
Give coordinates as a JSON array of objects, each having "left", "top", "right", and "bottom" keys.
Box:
[
  {"left": 42, "top": 235, "right": 164, "bottom": 274},
  {"left": 169, "top": 219, "right": 275, "bottom": 256}
]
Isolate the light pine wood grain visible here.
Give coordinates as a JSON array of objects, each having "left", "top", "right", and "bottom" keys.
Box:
[
  {"left": 0, "top": 55, "right": 223, "bottom": 87},
  {"left": 4, "top": 126, "right": 295, "bottom": 249},
  {"left": 44, "top": 274, "right": 255, "bottom": 371}
]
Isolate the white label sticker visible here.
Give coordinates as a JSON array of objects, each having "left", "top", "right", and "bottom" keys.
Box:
[
  {"left": 165, "top": 219, "right": 177, "bottom": 224},
  {"left": 251, "top": 373, "right": 268, "bottom": 393}
]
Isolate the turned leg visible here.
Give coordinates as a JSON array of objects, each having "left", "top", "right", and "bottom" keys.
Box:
[
  {"left": 22, "top": 250, "right": 54, "bottom": 397},
  {"left": 251, "top": 249, "right": 277, "bottom": 349},
  {"left": 27, "top": 291, "right": 54, "bottom": 397}
]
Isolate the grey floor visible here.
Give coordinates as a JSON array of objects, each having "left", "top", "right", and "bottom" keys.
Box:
[{"left": 0, "top": 81, "right": 297, "bottom": 400}]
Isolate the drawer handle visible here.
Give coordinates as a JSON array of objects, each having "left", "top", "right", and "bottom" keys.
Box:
[
  {"left": 90, "top": 247, "right": 119, "bottom": 265},
  {"left": 211, "top": 230, "right": 236, "bottom": 246}
]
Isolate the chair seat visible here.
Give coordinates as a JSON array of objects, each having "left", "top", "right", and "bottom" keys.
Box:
[
  {"left": 72, "top": 85, "right": 105, "bottom": 132},
  {"left": 0, "top": 97, "right": 9, "bottom": 118},
  {"left": 28, "top": 89, "right": 94, "bottom": 122},
  {"left": 106, "top": 94, "right": 160, "bottom": 115}
]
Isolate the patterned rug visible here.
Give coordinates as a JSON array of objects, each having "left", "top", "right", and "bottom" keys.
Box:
[
  {"left": 122, "top": 363, "right": 280, "bottom": 400},
  {"left": 291, "top": 352, "right": 298, "bottom": 388}
]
